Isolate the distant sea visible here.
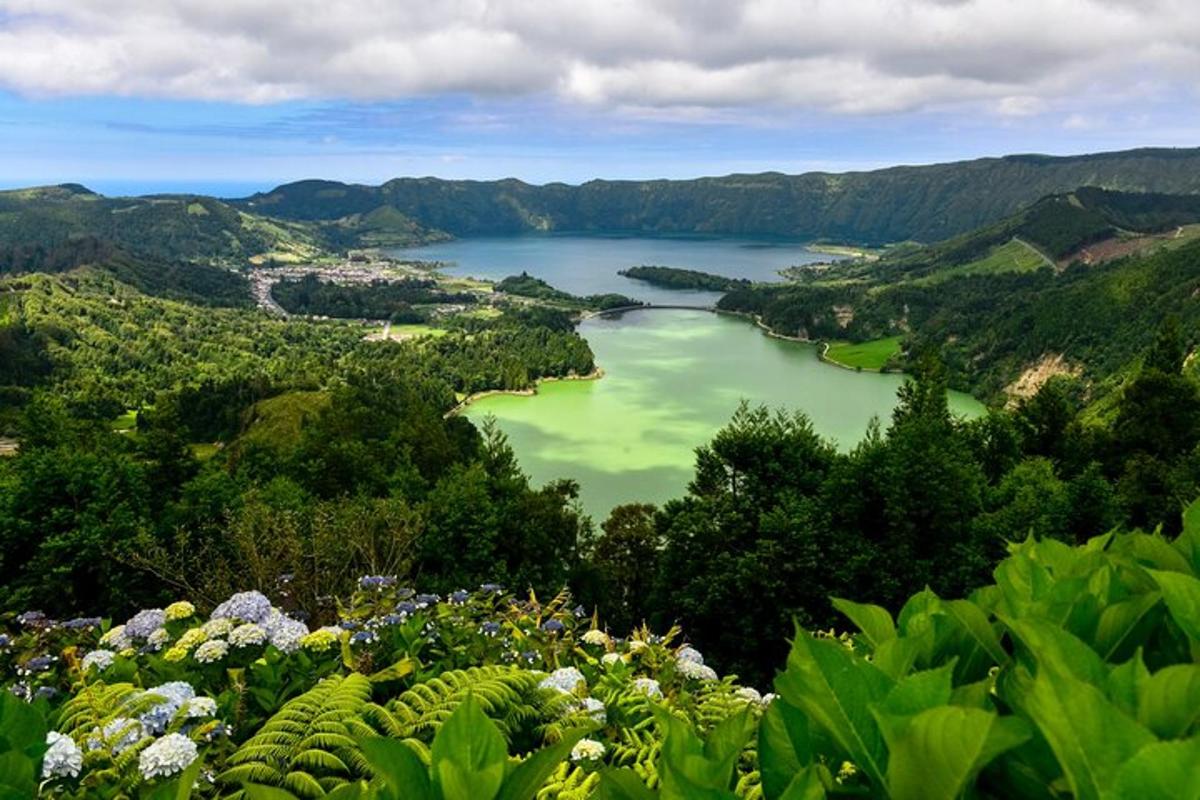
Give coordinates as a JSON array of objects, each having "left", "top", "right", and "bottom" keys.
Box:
[{"left": 0, "top": 180, "right": 277, "bottom": 199}]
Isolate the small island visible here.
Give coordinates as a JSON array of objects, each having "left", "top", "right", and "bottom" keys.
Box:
[{"left": 618, "top": 265, "right": 750, "bottom": 292}]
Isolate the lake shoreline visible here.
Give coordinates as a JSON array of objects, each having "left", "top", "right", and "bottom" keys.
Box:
[{"left": 448, "top": 367, "right": 606, "bottom": 416}]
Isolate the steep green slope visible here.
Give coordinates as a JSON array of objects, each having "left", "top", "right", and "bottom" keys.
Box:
[{"left": 236, "top": 147, "right": 1200, "bottom": 243}]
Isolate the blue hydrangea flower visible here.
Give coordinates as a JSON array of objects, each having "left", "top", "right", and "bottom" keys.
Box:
[
  {"left": 138, "top": 733, "right": 198, "bottom": 780},
  {"left": 542, "top": 619, "right": 565, "bottom": 634},
  {"left": 90, "top": 718, "right": 144, "bottom": 754},
  {"left": 397, "top": 601, "right": 417, "bottom": 616},
  {"left": 17, "top": 610, "right": 46, "bottom": 626},
  {"left": 633, "top": 678, "right": 662, "bottom": 698},
  {"left": 358, "top": 575, "right": 397, "bottom": 590},
  {"left": 211, "top": 591, "right": 273, "bottom": 624},
  {"left": 479, "top": 583, "right": 504, "bottom": 594},
  {"left": 449, "top": 590, "right": 470, "bottom": 604},
  {"left": 124, "top": 609, "right": 167, "bottom": 640},
  {"left": 20, "top": 655, "right": 55, "bottom": 674},
  {"left": 42, "top": 731, "right": 83, "bottom": 779},
  {"left": 414, "top": 593, "right": 439, "bottom": 608},
  {"left": 35, "top": 686, "right": 59, "bottom": 700},
  {"left": 521, "top": 650, "right": 538, "bottom": 664},
  {"left": 479, "top": 621, "right": 501, "bottom": 637},
  {"left": 0, "top": 634, "right": 9, "bottom": 649},
  {"left": 350, "top": 630, "right": 377, "bottom": 645},
  {"left": 62, "top": 617, "right": 102, "bottom": 630},
  {"left": 264, "top": 613, "right": 308, "bottom": 653},
  {"left": 139, "top": 682, "right": 195, "bottom": 735}
]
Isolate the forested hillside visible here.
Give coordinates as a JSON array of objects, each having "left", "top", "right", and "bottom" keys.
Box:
[
  {"left": 719, "top": 188, "right": 1200, "bottom": 403},
  {"left": 238, "top": 148, "right": 1200, "bottom": 243},
  {"left": 0, "top": 184, "right": 438, "bottom": 263}
]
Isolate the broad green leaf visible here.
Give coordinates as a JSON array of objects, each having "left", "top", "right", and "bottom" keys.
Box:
[
  {"left": 1122, "top": 533, "right": 1192, "bottom": 573},
  {"left": 654, "top": 707, "right": 750, "bottom": 798},
  {"left": 1021, "top": 667, "right": 1154, "bottom": 800},
  {"left": 1148, "top": 569, "right": 1200, "bottom": 642},
  {"left": 831, "top": 598, "right": 895, "bottom": 649},
  {"left": 594, "top": 768, "right": 657, "bottom": 800},
  {"left": 872, "top": 637, "right": 921, "bottom": 681},
  {"left": 0, "top": 753, "right": 34, "bottom": 800},
  {"left": 775, "top": 628, "right": 892, "bottom": 790},
  {"left": 0, "top": 692, "right": 47, "bottom": 752},
  {"left": 943, "top": 599, "right": 1008, "bottom": 668},
  {"left": 875, "top": 661, "right": 955, "bottom": 719},
  {"left": 885, "top": 706, "right": 1030, "bottom": 800},
  {"left": 1093, "top": 592, "right": 1161, "bottom": 661},
  {"left": 1003, "top": 618, "right": 1106, "bottom": 687},
  {"left": 360, "top": 737, "right": 433, "bottom": 800},
  {"left": 778, "top": 766, "right": 827, "bottom": 800},
  {"left": 325, "top": 784, "right": 368, "bottom": 800},
  {"left": 1106, "top": 650, "right": 1149, "bottom": 718},
  {"left": 145, "top": 761, "right": 205, "bottom": 800},
  {"left": 1106, "top": 736, "right": 1200, "bottom": 800},
  {"left": 758, "top": 700, "right": 811, "bottom": 799},
  {"left": 1136, "top": 664, "right": 1200, "bottom": 738},
  {"left": 1175, "top": 498, "right": 1200, "bottom": 572},
  {"left": 430, "top": 694, "right": 508, "bottom": 800},
  {"left": 497, "top": 728, "right": 588, "bottom": 800},
  {"left": 368, "top": 657, "right": 415, "bottom": 684}
]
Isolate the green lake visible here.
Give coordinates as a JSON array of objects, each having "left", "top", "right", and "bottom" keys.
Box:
[{"left": 465, "top": 308, "right": 986, "bottom": 520}]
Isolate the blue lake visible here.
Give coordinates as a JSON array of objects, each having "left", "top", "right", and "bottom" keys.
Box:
[{"left": 389, "top": 234, "right": 830, "bottom": 305}]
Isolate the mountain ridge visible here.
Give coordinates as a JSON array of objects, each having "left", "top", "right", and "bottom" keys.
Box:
[{"left": 233, "top": 146, "right": 1200, "bottom": 244}]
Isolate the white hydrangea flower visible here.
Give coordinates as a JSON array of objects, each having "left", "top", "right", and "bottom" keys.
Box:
[
  {"left": 138, "top": 733, "right": 198, "bottom": 780},
  {"left": 99, "top": 625, "right": 130, "bottom": 650},
  {"left": 736, "top": 687, "right": 763, "bottom": 704},
  {"left": 632, "top": 678, "right": 662, "bottom": 698},
  {"left": 539, "top": 667, "right": 586, "bottom": 695},
  {"left": 570, "top": 738, "right": 606, "bottom": 762},
  {"left": 146, "top": 628, "right": 170, "bottom": 651},
  {"left": 193, "top": 640, "right": 229, "bottom": 664},
  {"left": 762, "top": 693, "right": 777, "bottom": 706},
  {"left": 676, "top": 646, "right": 704, "bottom": 665},
  {"left": 601, "top": 652, "right": 622, "bottom": 667},
  {"left": 578, "top": 697, "right": 606, "bottom": 724},
  {"left": 678, "top": 659, "right": 718, "bottom": 681},
  {"left": 581, "top": 629, "right": 609, "bottom": 646},
  {"left": 81, "top": 649, "right": 115, "bottom": 672},
  {"left": 627, "top": 640, "right": 648, "bottom": 654},
  {"left": 201, "top": 618, "right": 235, "bottom": 638},
  {"left": 182, "top": 697, "right": 218, "bottom": 719},
  {"left": 42, "top": 731, "right": 83, "bottom": 779},
  {"left": 229, "top": 623, "right": 267, "bottom": 648}
]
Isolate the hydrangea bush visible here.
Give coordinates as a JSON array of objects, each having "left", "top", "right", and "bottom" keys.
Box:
[
  {"left": 5, "top": 501, "right": 1199, "bottom": 798},
  {"left": 1, "top": 580, "right": 766, "bottom": 798}
]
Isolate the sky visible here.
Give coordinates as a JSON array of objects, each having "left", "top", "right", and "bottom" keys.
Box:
[{"left": 0, "top": 0, "right": 1198, "bottom": 195}]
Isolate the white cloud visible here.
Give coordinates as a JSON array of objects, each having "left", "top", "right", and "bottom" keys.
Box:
[{"left": 0, "top": 0, "right": 1196, "bottom": 116}]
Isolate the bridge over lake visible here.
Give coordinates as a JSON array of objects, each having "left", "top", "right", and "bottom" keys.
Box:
[{"left": 586, "top": 303, "right": 716, "bottom": 318}]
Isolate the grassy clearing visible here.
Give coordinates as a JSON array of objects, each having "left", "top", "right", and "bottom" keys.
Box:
[
  {"left": 390, "top": 323, "right": 447, "bottom": 339},
  {"left": 824, "top": 335, "right": 903, "bottom": 370},
  {"left": 112, "top": 409, "right": 139, "bottom": 431},
  {"left": 914, "top": 239, "right": 1047, "bottom": 285},
  {"left": 189, "top": 442, "right": 223, "bottom": 460}
]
